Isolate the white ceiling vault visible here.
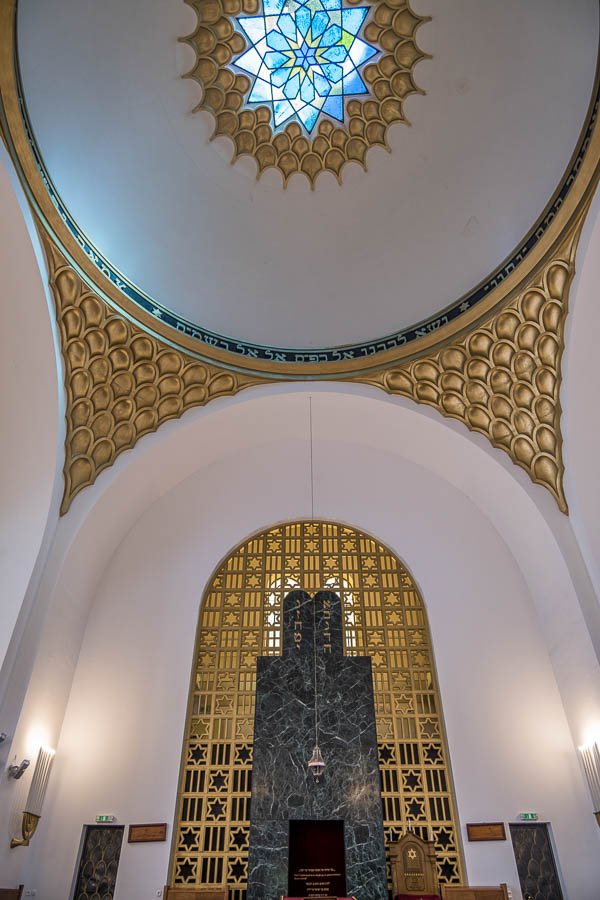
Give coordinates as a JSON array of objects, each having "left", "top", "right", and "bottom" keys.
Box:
[
  {"left": 2, "top": 0, "right": 598, "bottom": 515},
  {"left": 16, "top": 0, "right": 598, "bottom": 351}
]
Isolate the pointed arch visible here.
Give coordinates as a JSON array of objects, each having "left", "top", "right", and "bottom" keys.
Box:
[{"left": 171, "top": 520, "right": 464, "bottom": 895}]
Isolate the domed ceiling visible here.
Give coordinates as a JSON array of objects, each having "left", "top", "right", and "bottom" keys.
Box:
[{"left": 15, "top": 0, "right": 598, "bottom": 354}]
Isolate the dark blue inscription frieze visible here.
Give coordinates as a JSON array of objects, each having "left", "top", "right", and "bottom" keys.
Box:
[{"left": 13, "top": 60, "right": 599, "bottom": 368}]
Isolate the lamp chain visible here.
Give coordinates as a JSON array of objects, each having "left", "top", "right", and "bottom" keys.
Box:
[
  {"left": 309, "top": 395, "right": 315, "bottom": 521},
  {"left": 313, "top": 592, "right": 318, "bottom": 748}
]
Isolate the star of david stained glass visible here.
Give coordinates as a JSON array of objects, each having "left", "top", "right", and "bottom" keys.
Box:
[
  {"left": 182, "top": 0, "right": 430, "bottom": 184},
  {"left": 234, "top": 0, "right": 379, "bottom": 133}
]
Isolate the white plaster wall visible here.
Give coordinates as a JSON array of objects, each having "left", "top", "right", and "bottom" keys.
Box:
[
  {"left": 25, "top": 429, "right": 600, "bottom": 899},
  {"left": 563, "top": 190, "right": 600, "bottom": 606},
  {"left": 0, "top": 144, "right": 60, "bottom": 678}
]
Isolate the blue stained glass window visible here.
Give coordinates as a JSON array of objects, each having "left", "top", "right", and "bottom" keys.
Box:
[{"left": 234, "top": 0, "right": 378, "bottom": 133}]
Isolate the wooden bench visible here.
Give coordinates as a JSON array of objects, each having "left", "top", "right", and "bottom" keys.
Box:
[
  {"left": 163, "top": 888, "right": 227, "bottom": 900},
  {"left": 0, "top": 888, "right": 24, "bottom": 900},
  {"left": 440, "top": 886, "right": 509, "bottom": 900}
]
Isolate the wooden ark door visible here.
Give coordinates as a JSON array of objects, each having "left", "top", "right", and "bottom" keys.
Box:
[
  {"left": 72, "top": 825, "right": 124, "bottom": 900},
  {"left": 509, "top": 823, "right": 564, "bottom": 900}
]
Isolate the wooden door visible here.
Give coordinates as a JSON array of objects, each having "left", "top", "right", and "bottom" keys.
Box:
[{"left": 509, "top": 823, "right": 563, "bottom": 900}]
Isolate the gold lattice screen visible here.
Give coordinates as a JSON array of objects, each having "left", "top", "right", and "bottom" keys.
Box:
[{"left": 170, "top": 521, "right": 464, "bottom": 897}]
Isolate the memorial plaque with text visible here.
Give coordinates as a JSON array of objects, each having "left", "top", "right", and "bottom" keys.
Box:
[
  {"left": 288, "top": 820, "right": 347, "bottom": 899},
  {"left": 128, "top": 823, "right": 167, "bottom": 843},
  {"left": 466, "top": 822, "right": 506, "bottom": 842}
]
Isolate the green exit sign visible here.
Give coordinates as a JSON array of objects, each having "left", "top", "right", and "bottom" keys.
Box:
[
  {"left": 518, "top": 812, "right": 538, "bottom": 821},
  {"left": 96, "top": 815, "right": 115, "bottom": 823}
]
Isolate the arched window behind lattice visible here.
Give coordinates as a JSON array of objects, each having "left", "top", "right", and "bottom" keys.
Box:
[{"left": 170, "top": 521, "right": 464, "bottom": 899}]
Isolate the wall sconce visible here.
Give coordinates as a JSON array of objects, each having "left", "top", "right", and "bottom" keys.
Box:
[
  {"left": 578, "top": 740, "right": 600, "bottom": 826},
  {"left": 7, "top": 759, "right": 30, "bottom": 779},
  {"left": 10, "top": 746, "right": 55, "bottom": 848}
]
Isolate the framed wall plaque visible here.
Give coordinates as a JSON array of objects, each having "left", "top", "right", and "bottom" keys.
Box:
[
  {"left": 466, "top": 822, "right": 506, "bottom": 842},
  {"left": 128, "top": 823, "right": 167, "bottom": 843}
]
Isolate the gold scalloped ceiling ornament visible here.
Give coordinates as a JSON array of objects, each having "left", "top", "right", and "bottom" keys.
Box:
[
  {"left": 45, "top": 208, "right": 583, "bottom": 515},
  {"left": 357, "top": 210, "right": 590, "bottom": 514},
  {"left": 1, "top": 0, "right": 596, "bottom": 516},
  {"left": 42, "top": 208, "right": 587, "bottom": 516},
  {"left": 181, "top": 0, "right": 430, "bottom": 186},
  {"left": 43, "top": 236, "right": 263, "bottom": 514}
]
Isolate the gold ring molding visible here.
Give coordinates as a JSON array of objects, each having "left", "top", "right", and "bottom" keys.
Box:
[{"left": 0, "top": 0, "right": 598, "bottom": 514}]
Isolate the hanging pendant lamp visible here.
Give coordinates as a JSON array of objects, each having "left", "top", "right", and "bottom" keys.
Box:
[
  {"left": 306, "top": 397, "right": 326, "bottom": 783},
  {"left": 307, "top": 745, "right": 325, "bottom": 782}
]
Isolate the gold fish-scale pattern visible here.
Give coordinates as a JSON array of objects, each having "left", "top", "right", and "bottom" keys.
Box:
[
  {"left": 181, "top": 0, "right": 430, "bottom": 186},
  {"left": 359, "top": 223, "right": 585, "bottom": 513},
  {"left": 42, "top": 214, "right": 585, "bottom": 516},
  {"left": 44, "top": 238, "right": 261, "bottom": 514}
]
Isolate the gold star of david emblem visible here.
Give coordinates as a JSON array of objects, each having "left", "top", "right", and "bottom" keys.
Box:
[
  {"left": 408, "top": 848, "right": 417, "bottom": 860},
  {"left": 236, "top": 719, "right": 254, "bottom": 740}
]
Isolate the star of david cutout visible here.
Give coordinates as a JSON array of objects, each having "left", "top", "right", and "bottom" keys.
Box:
[
  {"left": 176, "top": 859, "right": 196, "bottom": 881},
  {"left": 188, "top": 743, "right": 206, "bottom": 764},
  {"left": 236, "top": 744, "right": 252, "bottom": 763},
  {"left": 403, "top": 771, "right": 421, "bottom": 790},
  {"left": 234, "top": 0, "right": 378, "bottom": 132},
  {"left": 179, "top": 828, "right": 199, "bottom": 851}
]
